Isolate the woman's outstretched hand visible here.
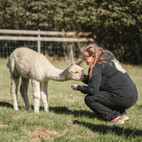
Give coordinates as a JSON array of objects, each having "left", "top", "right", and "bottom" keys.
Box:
[{"left": 71, "top": 84, "right": 78, "bottom": 90}]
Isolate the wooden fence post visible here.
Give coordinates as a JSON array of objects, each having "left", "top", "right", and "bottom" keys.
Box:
[
  {"left": 37, "top": 29, "right": 41, "bottom": 52},
  {"left": 70, "top": 43, "right": 74, "bottom": 63}
]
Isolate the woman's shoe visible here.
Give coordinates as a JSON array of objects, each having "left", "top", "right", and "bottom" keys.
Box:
[
  {"left": 121, "top": 114, "right": 129, "bottom": 121},
  {"left": 109, "top": 116, "right": 124, "bottom": 124}
]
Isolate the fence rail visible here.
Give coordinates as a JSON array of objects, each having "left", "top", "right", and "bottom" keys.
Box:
[
  {"left": 0, "top": 29, "right": 92, "bottom": 36},
  {"left": 0, "top": 36, "right": 93, "bottom": 42}
]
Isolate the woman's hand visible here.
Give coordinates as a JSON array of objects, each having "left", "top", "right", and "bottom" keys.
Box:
[{"left": 71, "top": 84, "right": 78, "bottom": 90}]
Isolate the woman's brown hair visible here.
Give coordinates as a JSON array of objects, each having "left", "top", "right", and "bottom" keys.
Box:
[{"left": 81, "top": 43, "right": 114, "bottom": 79}]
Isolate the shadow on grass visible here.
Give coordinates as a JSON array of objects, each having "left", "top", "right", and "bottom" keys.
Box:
[
  {"left": 0, "top": 102, "right": 34, "bottom": 110},
  {"left": 0, "top": 102, "right": 13, "bottom": 108},
  {"left": 50, "top": 106, "right": 142, "bottom": 138},
  {"left": 73, "top": 120, "right": 142, "bottom": 138},
  {"left": 50, "top": 106, "right": 100, "bottom": 119}
]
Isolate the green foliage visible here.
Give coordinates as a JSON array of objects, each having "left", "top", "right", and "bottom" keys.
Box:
[
  {"left": 92, "top": 0, "right": 142, "bottom": 64},
  {"left": 0, "top": 0, "right": 141, "bottom": 64}
]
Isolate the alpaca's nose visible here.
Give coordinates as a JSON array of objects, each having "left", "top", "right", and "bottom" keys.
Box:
[{"left": 81, "top": 73, "right": 87, "bottom": 81}]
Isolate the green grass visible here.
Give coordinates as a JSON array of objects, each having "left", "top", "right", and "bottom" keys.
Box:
[{"left": 0, "top": 58, "right": 142, "bottom": 142}]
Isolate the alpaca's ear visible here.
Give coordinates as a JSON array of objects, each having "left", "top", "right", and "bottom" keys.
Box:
[
  {"left": 68, "top": 63, "right": 73, "bottom": 70},
  {"left": 68, "top": 64, "right": 72, "bottom": 72},
  {"left": 75, "top": 59, "right": 84, "bottom": 65},
  {"left": 69, "top": 63, "right": 75, "bottom": 72},
  {"left": 70, "top": 63, "right": 75, "bottom": 66}
]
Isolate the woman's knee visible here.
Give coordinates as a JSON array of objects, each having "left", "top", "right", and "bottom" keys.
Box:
[{"left": 84, "top": 95, "right": 95, "bottom": 105}]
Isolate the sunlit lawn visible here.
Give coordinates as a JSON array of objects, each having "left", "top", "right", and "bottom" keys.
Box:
[{"left": 0, "top": 58, "right": 142, "bottom": 142}]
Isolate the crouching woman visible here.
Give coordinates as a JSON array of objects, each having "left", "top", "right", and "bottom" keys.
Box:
[{"left": 71, "top": 43, "right": 138, "bottom": 124}]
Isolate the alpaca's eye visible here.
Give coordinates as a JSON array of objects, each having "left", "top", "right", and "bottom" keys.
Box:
[
  {"left": 71, "top": 71, "right": 78, "bottom": 74},
  {"left": 75, "top": 71, "right": 78, "bottom": 74}
]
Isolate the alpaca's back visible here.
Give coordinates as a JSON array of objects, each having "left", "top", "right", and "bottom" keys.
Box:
[{"left": 7, "top": 47, "right": 54, "bottom": 81}]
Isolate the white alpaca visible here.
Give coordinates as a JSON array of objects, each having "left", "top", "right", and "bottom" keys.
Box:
[{"left": 7, "top": 47, "right": 84, "bottom": 113}]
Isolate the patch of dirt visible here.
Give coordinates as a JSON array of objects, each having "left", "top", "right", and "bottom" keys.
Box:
[
  {"left": 72, "top": 135, "right": 81, "bottom": 140},
  {"left": 28, "top": 128, "right": 66, "bottom": 142},
  {"left": 0, "top": 122, "right": 8, "bottom": 128}
]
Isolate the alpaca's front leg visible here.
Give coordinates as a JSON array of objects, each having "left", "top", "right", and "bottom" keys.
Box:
[
  {"left": 40, "top": 81, "right": 49, "bottom": 112},
  {"left": 31, "top": 79, "right": 40, "bottom": 113},
  {"left": 20, "top": 77, "right": 31, "bottom": 109},
  {"left": 10, "top": 74, "right": 19, "bottom": 110}
]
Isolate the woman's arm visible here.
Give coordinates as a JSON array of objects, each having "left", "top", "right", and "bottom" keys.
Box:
[{"left": 76, "top": 65, "right": 102, "bottom": 95}]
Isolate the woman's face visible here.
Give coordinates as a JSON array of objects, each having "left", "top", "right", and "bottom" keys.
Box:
[{"left": 83, "top": 54, "right": 94, "bottom": 65}]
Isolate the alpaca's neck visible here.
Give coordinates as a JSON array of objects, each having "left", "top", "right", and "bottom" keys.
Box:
[{"left": 46, "top": 64, "right": 70, "bottom": 81}]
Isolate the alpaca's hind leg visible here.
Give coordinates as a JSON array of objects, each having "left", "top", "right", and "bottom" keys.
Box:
[
  {"left": 10, "top": 74, "right": 19, "bottom": 110},
  {"left": 20, "top": 77, "right": 31, "bottom": 109},
  {"left": 31, "top": 79, "right": 40, "bottom": 113},
  {"left": 40, "top": 81, "right": 49, "bottom": 112}
]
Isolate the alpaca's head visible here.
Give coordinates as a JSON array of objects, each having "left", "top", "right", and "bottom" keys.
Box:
[{"left": 68, "top": 64, "right": 85, "bottom": 81}]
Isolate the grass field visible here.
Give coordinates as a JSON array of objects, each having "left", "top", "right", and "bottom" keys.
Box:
[{"left": 0, "top": 58, "right": 142, "bottom": 142}]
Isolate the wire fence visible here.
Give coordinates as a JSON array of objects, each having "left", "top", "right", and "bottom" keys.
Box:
[{"left": 0, "top": 40, "right": 83, "bottom": 60}]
